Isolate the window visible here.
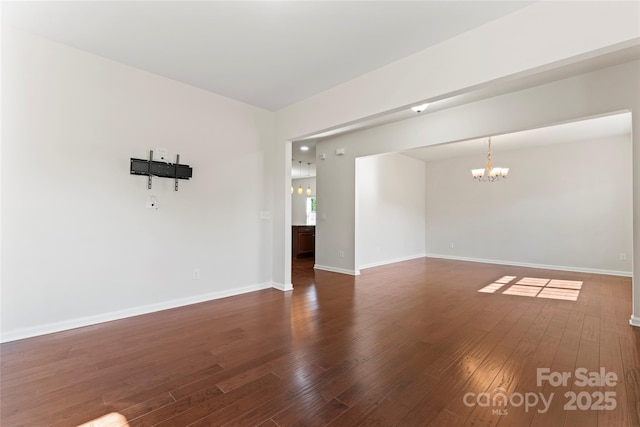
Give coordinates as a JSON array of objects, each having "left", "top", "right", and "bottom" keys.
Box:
[{"left": 306, "top": 196, "right": 316, "bottom": 225}]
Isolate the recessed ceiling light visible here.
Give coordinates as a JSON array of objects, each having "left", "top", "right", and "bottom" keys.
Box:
[
  {"left": 300, "top": 146, "right": 309, "bottom": 151},
  {"left": 411, "top": 103, "right": 429, "bottom": 113}
]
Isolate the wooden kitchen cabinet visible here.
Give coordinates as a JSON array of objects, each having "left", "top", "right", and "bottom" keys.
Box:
[{"left": 292, "top": 226, "right": 315, "bottom": 258}]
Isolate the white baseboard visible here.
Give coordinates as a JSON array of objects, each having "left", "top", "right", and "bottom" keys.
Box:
[
  {"left": 425, "top": 253, "right": 632, "bottom": 277},
  {"left": 314, "top": 264, "right": 360, "bottom": 276},
  {"left": 359, "top": 253, "right": 427, "bottom": 270},
  {"left": 0, "top": 282, "right": 274, "bottom": 343},
  {"left": 272, "top": 282, "right": 293, "bottom": 291},
  {"left": 630, "top": 315, "right": 640, "bottom": 328}
]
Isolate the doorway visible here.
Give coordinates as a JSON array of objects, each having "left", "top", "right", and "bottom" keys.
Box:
[{"left": 291, "top": 140, "right": 317, "bottom": 286}]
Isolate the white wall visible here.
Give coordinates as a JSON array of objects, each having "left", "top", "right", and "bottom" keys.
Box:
[
  {"left": 425, "top": 136, "right": 632, "bottom": 275},
  {"left": 356, "top": 154, "right": 425, "bottom": 270},
  {"left": 1, "top": 28, "right": 276, "bottom": 341},
  {"left": 291, "top": 177, "right": 315, "bottom": 225}
]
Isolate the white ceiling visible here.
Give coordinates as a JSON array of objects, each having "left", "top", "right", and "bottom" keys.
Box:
[
  {"left": 1, "top": 1, "right": 533, "bottom": 111},
  {"left": 402, "top": 113, "right": 632, "bottom": 163}
]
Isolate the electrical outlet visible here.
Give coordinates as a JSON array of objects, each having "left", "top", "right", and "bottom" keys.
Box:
[
  {"left": 619, "top": 253, "right": 627, "bottom": 261},
  {"left": 449, "top": 242, "right": 454, "bottom": 249},
  {"left": 193, "top": 268, "right": 200, "bottom": 280},
  {"left": 339, "top": 250, "right": 344, "bottom": 258}
]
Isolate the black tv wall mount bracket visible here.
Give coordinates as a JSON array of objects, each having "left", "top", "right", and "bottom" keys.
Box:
[{"left": 130, "top": 150, "right": 193, "bottom": 191}]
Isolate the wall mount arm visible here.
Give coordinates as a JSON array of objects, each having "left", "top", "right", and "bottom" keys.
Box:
[{"left": 130, "top": 150, "right": 192, "bottom": 191}]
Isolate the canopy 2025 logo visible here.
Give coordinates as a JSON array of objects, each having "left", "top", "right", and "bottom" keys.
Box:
[{"left": 462, "top": 367, "right": 618, "bottom": 415}]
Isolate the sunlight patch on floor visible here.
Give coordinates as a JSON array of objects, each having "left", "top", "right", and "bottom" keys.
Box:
[
  {"left": 477, "top": 282, "right": 506, "bottom": 293},
  {"left": 503, "top": 284, "right": 543, "bottom": 297},
  {"left": 478, "top": 276, "right": 517, "bottom": 293},
  {"left": 546, "top": 279, "right": 583, "bottom": 290},
  {"left": 479, "top": 276, "right": 583, "bottom": 301},
  {"left": 516, "top": 277, "right": 550, "bottom": 287},
  {"left": 537, "top": 287, "right": 581, "bottom": 301},
  {"left": 76, "top": 412, "right": 129, "bottom": 427}
]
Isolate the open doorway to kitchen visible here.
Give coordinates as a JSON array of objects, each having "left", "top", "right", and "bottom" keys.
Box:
[{"left": 291, "top": 140, "right": 317, "bottom": 286}]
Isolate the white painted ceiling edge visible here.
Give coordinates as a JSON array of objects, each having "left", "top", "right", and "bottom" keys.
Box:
[
  {"left": 294, "top": 113, "right": 634, "bottom": 171},
  {"left": 402, "top": 113, "right": 633, "bottom": 163}
]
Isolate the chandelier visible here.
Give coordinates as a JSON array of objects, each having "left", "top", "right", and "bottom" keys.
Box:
[{"left": 471, "top": 137, "right": 509, "bottom": 182}]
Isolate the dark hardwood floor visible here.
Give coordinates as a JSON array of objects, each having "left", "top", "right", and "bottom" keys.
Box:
[
  {"left": 1, "top": 258, "right": 639, "bottom": 426},
  {"left": 292, "top": 256, "right": 315, "bottom": 288}
]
